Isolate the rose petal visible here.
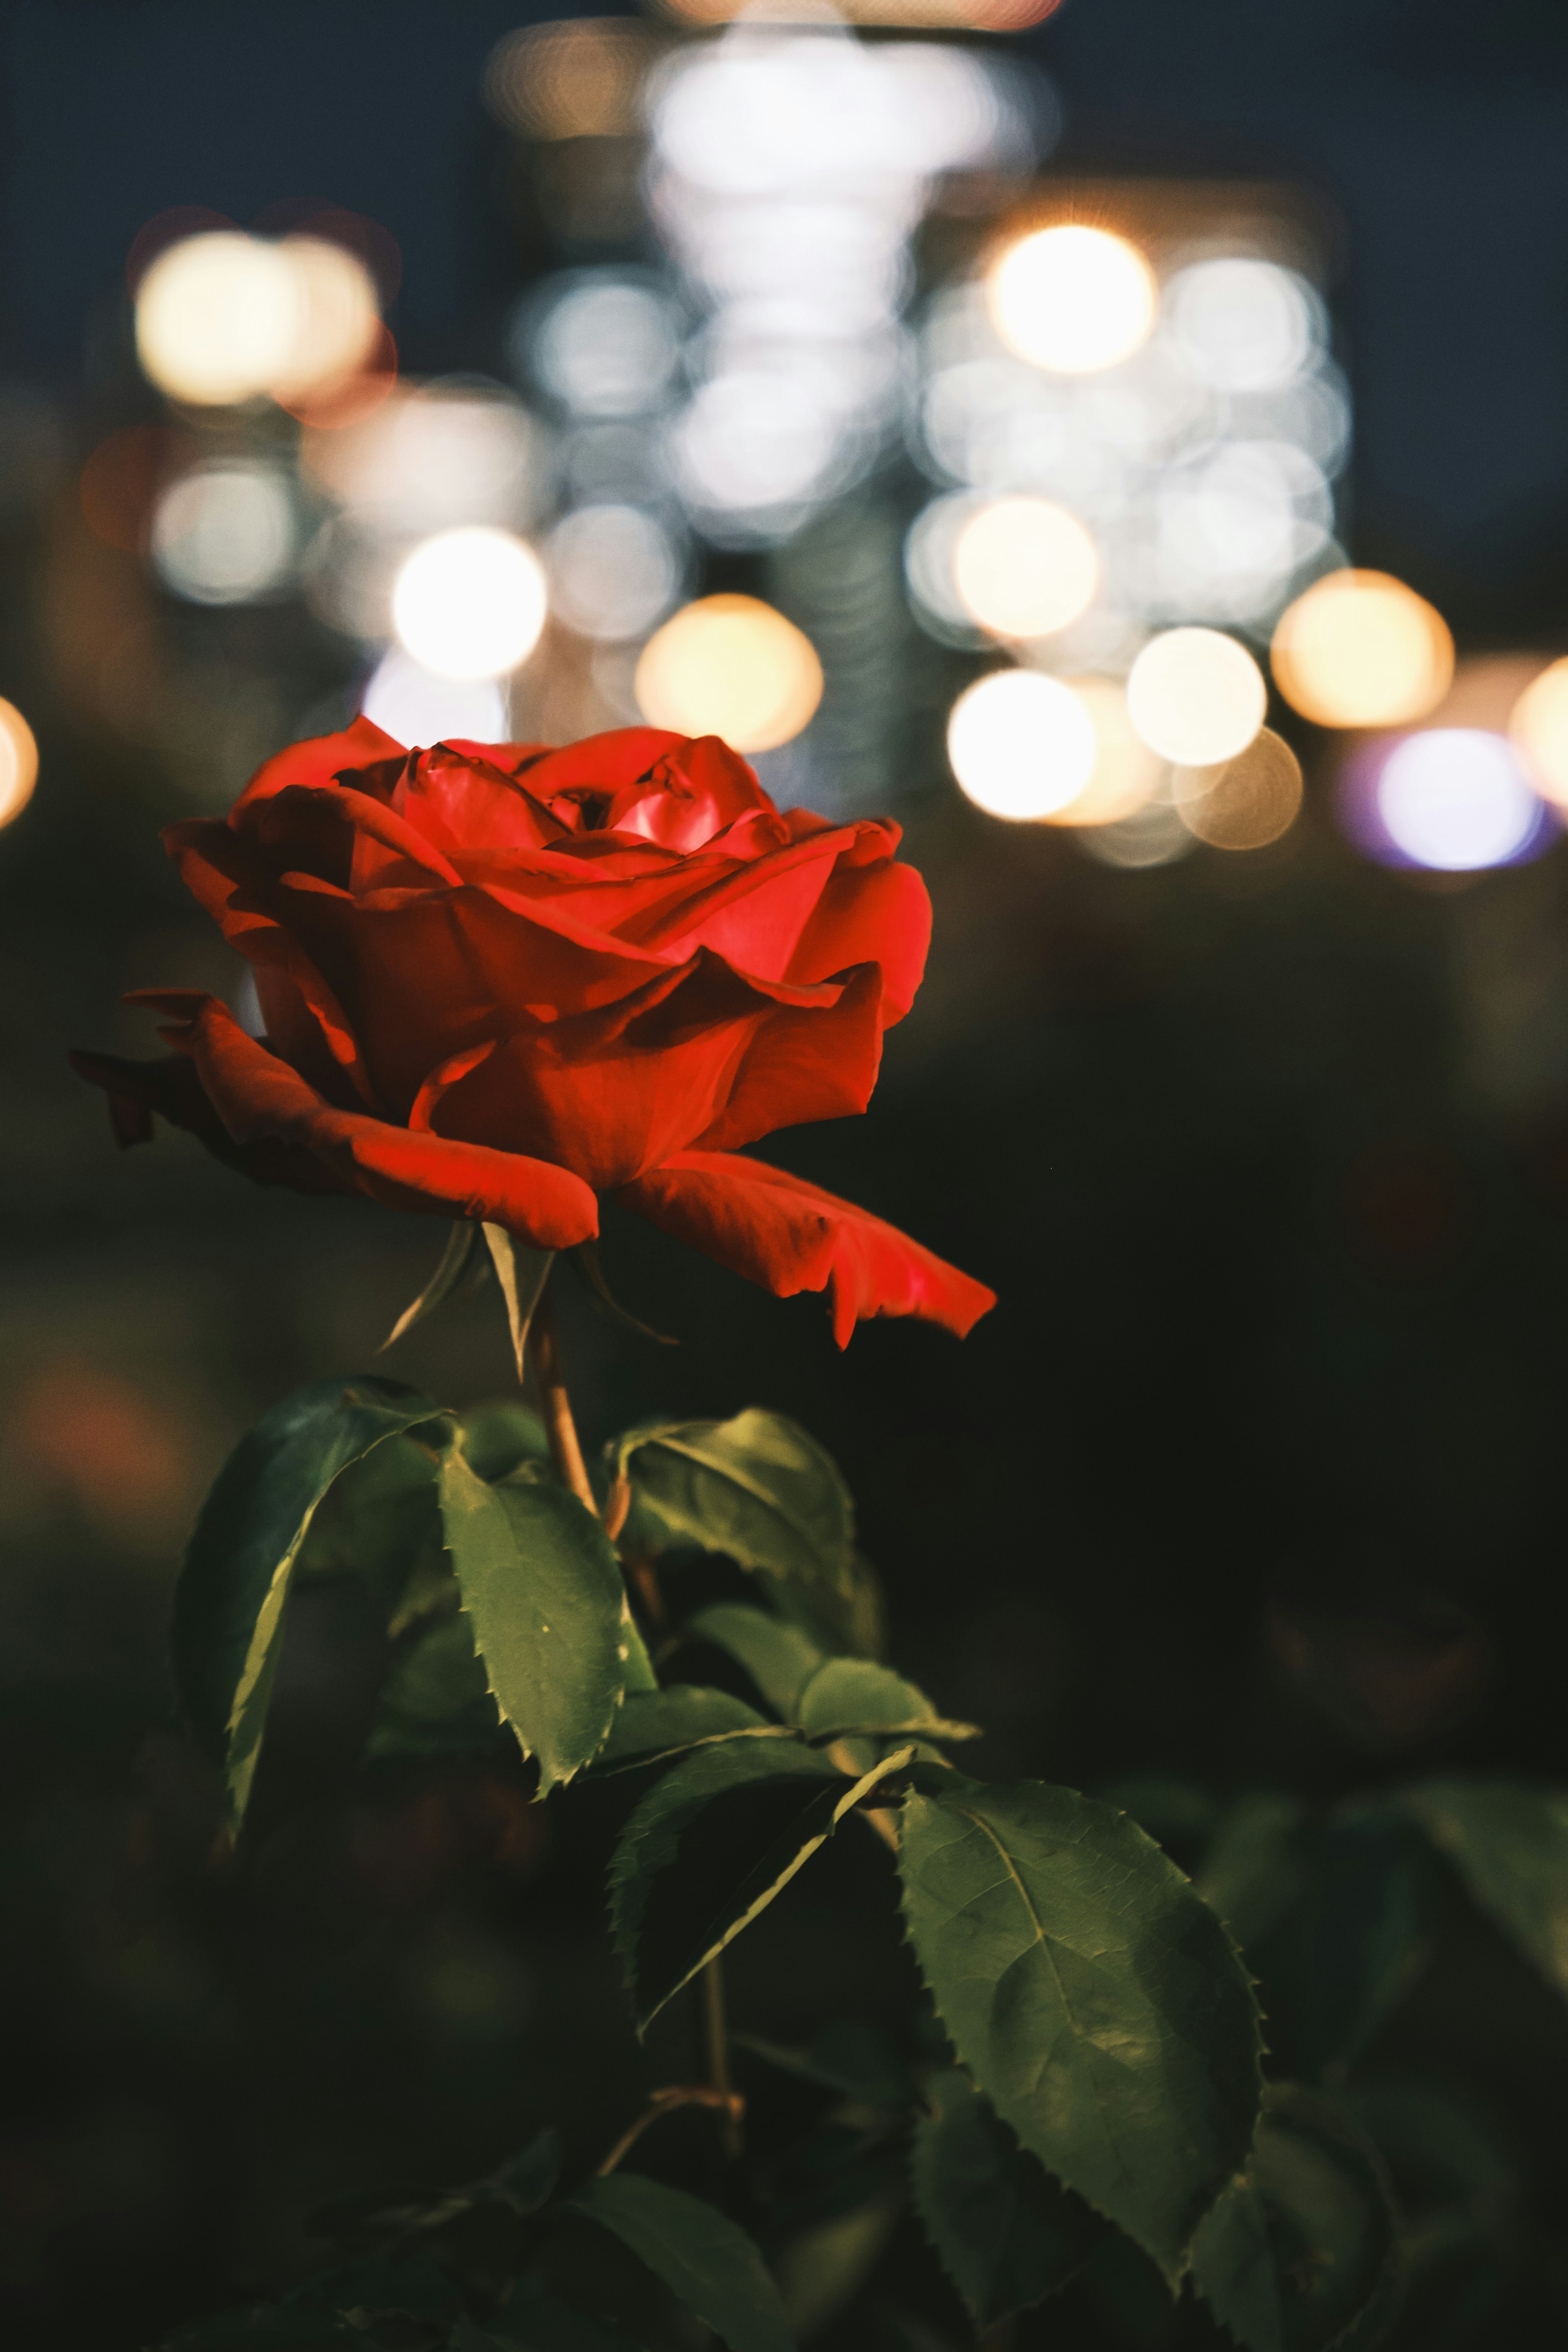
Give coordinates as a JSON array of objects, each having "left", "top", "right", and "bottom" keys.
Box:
[
  {"left": 233, "top": 714, "right": 407, "bottom": 813},
  {"left": 141, "top": 994, "right": 599, "bottom": 1246},
  {"left": 615, "top": 1149, "right": 995, "bottom": 1345},
  {"left": 690, "top": 960, "right": 884, "bottom": 1153},
  {"left": 69, "top": 1044, "right": 352, "bottom": 1196},
  {"left": 425, "top": 950, "right": 851, "bottom": 1190},
  {"left": 788, "top": 851, "right": 931, "bottom": 1025}
]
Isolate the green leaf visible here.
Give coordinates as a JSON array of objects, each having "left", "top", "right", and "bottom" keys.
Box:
[
  {"left": 896, "top": 1776, "right": 1264, "bottom": 2286},
  {"left": 453, "top": 1398, "right": 552, "bottom": 1483},
  {"left": 796, "top": 1657, "right": 978, "bottom": 1744},
  {"left": 774, "top": 2193, "right": 903, "bottom": 2340},
  {"left": 593, "top": 1685, "right": 777, "bottom": 1771},
  {"left": 1198, "top": 1796, "right": 1310, "bottom": 1955},
  {"left": 174, "top": 1377, "right": 445, "bottom": 1829},
  {"left": 1292, "top": 1810, "right": 1439, "bottom": 2079},
  {"left": 381, "top": 1219, "right": 486, "bottom": 1352},
  {"left": 310, "top": 2130, "right": 561, "bottom": 2252},
  {"left": 610, "top": 1738, "right": 915, "bottom": 2033},
  {"left": 688, "top": 1601, "right": 828, "bottom": 1719},
  {"left": 568, "top": 2174, "right": 795, "bottom": 2352},
  {"left": 364, "top": 1613, "right": 502, "bottom": 1763},
  {"left": 292, "top": 1431, "right": 445, "bottom": 1617},
  {"left": 1394, "top": 1776, "right": 1568, "bottom": 2001},
  {"left": 910, "top": 2068, "right": 1104, "bottom": 2325},
  {"left": 1190, "top": 2084, "right": 1403, "bottom": 2352},
  {"left": 614, "top": 1410, "right": 860, "bottom": 1644},
  {"left": 437, "top": 1440, "right": 627, "bottom": 1795},
  {"left": 482, "top": 1226, "right": 555, "bottom": 1378}
]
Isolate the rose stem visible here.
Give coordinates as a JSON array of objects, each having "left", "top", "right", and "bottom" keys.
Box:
[
  {"left": 702, "top": 1957, "right": 744, "bottom": 2160},
  {"left": 528, "top": 1289, "right": 598, "bottom": 1517}
]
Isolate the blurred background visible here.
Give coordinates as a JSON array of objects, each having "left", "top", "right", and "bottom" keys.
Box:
[{"left": 7, "top": 0, "right": 1568, "bottom": 2344}]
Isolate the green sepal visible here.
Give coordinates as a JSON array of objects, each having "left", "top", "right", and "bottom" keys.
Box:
[
  {"left": 609, "top": 1738, "right": 915, "bottom": 2034},
  {"left": 611, "top": 1410, "right": 864, "bottom": 1647},
  {"left": 381, "top": 1219, "right": 487, "bottom": 1352},
  {"left": 436, "top": 1436, "right": 626, "bottom": 1795},
  {"left": 896, "top": 1775, "right": 1265, "bottom": 2288},
  {"left": 481, "top": 1227, "right": 554, "bottom": 1379},
  {"left": 1190, "top": 2082, "right": 1404, "bottom": 2352},
  {"left": 566, "top": 2174, "right": 795, "bottom": 2352},
  {"left": 174, "top": 1376, "right": 445, "bottom": 1830},
  {"left": 910, "top": 2068, "right": 1105, "bottom": 2325}
]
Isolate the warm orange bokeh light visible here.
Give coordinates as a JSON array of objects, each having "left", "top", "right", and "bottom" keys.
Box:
[{"left": 1271, "top": 570, "right": 1453, "bottom": 729}]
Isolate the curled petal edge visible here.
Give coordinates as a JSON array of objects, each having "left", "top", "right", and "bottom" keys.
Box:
[
  {"left": 77, "top": 993, "right": 600, "bottom": 1252},
  {"left": 614, "top": 1149, "right": 995, "bottom": 1347}
]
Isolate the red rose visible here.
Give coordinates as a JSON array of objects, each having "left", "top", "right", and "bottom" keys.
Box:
[{"left": 73, "top": 719, "right": 993, "bottom": 1343}]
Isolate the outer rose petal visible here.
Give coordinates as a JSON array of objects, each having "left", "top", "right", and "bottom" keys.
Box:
[
  {"left": 788, "top": 852, "right": 931, "bottom": 1025},
  {"left": 69, "top": 1044, "right": 352, "bottom": 1195},
  {"left": 233, "top": 714, "right": 407, "bottom": 812},
  {"left": 119, "top": 993, "right": 599, "bottom": 1247},
  {"left": 615, "top": 1149, "right": 995, "bottom": 1346}
]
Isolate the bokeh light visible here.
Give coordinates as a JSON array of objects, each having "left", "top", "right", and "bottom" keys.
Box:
[
  {"left": 1042, "top": 677, "right": 1165, "bottom": 827},
  {"left": 1173, "top": 727, "right": 1304, "bottom": 850},
  {"left": 0, "top": 699, "right": 40, "bottom": 829},
  {"left": 484, "top": 18, "right": 655, "bottom": 140},
  {"left": 531, "top": 277, "right": 683, "bottom": 418},
  {"left": 1271, "top": 570, "right": 1453, "bottom": 728},
  {"left": 1165, "top": 259, "right": 1319, "bottom": 393},
  {"left": 1374, "top": 730, "right": 1545, "bottom": 872},
  {"left": 303, "top": 386, "right": 548, "bottom": 535},
  {"left": 1126, "top": 628, "right": 1267, "bottom": 765},
  {"left": 952, "top": 495, "right": 1098, "bottom": 640},
  {"left": 544, "top": 506, "right": 681, "bottom": 641},
  {"left": 634, "top": 595, "right": 822, "bottom": 751},
  {"left": 361, "top": 650, "right": 508, "bottom": 748},
  {"left": 947, "top": 668, "right": 1097, "bottom": 820},
  {"left": 392, "top": 529, "right": 548, "bottom": 681},
  {"left": 134, "top": 231, "right": 379, "bottom": 409},
  {"left": 150, "top": 465, "right": 298, "bottom": 605},
  {"left": 986, "top": 225, "right": 1157, "bottom": 376},
  {"left": 1508, "top": 656, "right": 1568, "bottom": 808}
]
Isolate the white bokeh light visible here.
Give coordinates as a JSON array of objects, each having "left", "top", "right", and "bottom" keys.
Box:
[
  {"left": 392, "top": 528, "right": 547, "bottom": 680},
  {"left": 1127, "top": 628, "right": 1267, "bottom": 765},
  {"left": 532, "top": 277, "right": 683, "bottom": 417},
  {"left": 151, "top": 463, "right": 298, "bottom": 604},
  {"left": 361, "top": 649, "right": 508, "bottom": 747},
  {"left": 987, "top": 226, "right": 1157, "bottom": 376},
  {"left": 947, "top": 668, "right": 1098, "bottom": 820},
  {"left": 545, "top": 505, "right": 682, "bottom": 641},
  {"left": 1165, "top": 258, "right": 1320, "bottom": 393},
  {"left": 1376, "top": 731, "right": 1544, "bottom": 872}
]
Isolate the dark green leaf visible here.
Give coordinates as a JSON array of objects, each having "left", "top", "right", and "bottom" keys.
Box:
[
  {"left": 1395, "top": 1776, "right": 1568, "bottom": 2000},
  {"left": 364, "top": 1613, "right": 502, "bottom": 1764},
  {"left": 592, "top": 1685, "right": 777, "bottom": 1771},
  {"left": 1293, "top": 1809, "right": 1439, "bottom": 2079},
  {"left": 1198, "top": 1796, "right": 1310, "bottom": 1956},
  {"left": 615, "top": 1411, "right": 859, "bottom": 1643},
  {"left": 774, "top": 2193, "right": 902, "bottom": 2340},
  {"left": 610, "top": 1738, "right": 915, "bottom": 2033},
  {"left": 568, "top": 2174, "right": 795, "bottom": 2352},
  {"left": 174, "top": 1377, "right": 444, "bottom": 1828},
  {"left": 309, "top": 2133, "right": 560, "bottom": 2254},
  {"left": 896, "top": 1776, "right": 1264, "bottom": 2286},
  {"left": 796, "top": 1657, "right": 977, "bottom": 1744},
  {"left": 481, "top": 1227, "right": 554, "bottom": 1378},
  {"left": 382, "top": 1221, "right": 486, "bottom": 1352},
  {"left": 1190, "top": 2084, "right": 1403, "bottom": 2352},
  {"left": 452, "top": 1399, "right": 551, "bottom": 1483},
  {"left": 736, "top": 2019, "right": 918, "bottom": 2111},
  {"left": 1100, "top": 1777, "right": 1223, "bottom": 1857},
  {"left": 687, "top": 1601, "right": 828, "bottom": 1719},
  {"left": 292, "top": 1433, "right": 445, "bottom": 1617},
  {"left": 437, "top": 1440, "right": 628, "bottom": 1795},
  {"left": 1341, "top": 2078, "right": 1513, "bottom": 2221},
  {"left": 910, "top": 2068, "right": 1104, "bottom": 2325}
]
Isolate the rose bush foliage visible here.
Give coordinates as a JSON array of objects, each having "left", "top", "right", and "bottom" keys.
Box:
[{"left": 74, "top": 719, "right": 992, "bottom": 1343}]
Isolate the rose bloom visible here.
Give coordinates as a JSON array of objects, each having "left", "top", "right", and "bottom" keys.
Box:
[{"left": 74, "top": 720, "right": 993, "bottom": 1344}]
